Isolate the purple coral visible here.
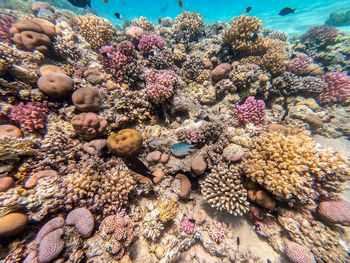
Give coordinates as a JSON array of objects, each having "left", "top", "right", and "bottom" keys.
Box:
[
  {"left": 98, "top": 42, "right": 136, "bottom": 83},
  {"left": 233, "top": 96, "right": 266, "bottom": 125},
  {"left": 317, "top": 200, "right": 350, "bottom": 226},
  {"left": 35, "top": 217, "right": 65, "bottom": 245},
  {"left": 0, "top": 15, "right": 15, "bottom": 43},
  {"left": 317, "top": 72, "right": 350, "bottom": 103},
  {"left": 285, "top": 241, "right": 316, "bottom": 263},
  {"left": 9, "top": 101, "right": 49, "bottom": 132},
  {"left": 288, "top": 54, "right": 312, "bottom": 75},
  {"left": 180, "top": 218, "right": 195, "bottom": 235},
  {"left": 145, "top": 69, "right": 178, "bottom": 104},
  {"left": 138, "top": 34, "right": 164, "bottom": 56},
  {"left": 300, "top": 25, "right": 338, "bottom": 47}
]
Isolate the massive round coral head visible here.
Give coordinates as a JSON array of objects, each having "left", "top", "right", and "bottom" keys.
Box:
[{"left": 107, "top": 129, "right": 143, "bottom": 157}]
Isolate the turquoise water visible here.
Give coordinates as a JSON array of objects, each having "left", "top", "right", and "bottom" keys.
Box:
[{"left": 92, "top": 0, "right": 350, "bottom": 35}]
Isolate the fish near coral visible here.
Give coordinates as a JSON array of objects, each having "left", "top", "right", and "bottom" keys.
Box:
[{"left": 170, "top": 142, "right": 196, "bottom": 157}]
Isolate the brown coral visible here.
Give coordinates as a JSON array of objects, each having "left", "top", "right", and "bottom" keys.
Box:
[
  {"left": 71, "top": 113, "right": 107, "bottom": 139},
  {"left": 223, "top": 15, "right": 268, "bottom": 57},
  {"left": 74, "top": 14, "right": 114, "bottom": 51},
  {"left": 175, "top": 174, "right": 191, "bottom": 198},
  {"left": 107, "top": 129, "right": 143, "bottom": 157},
  {"left": 243, "top": 132, "right": 350, "bottom": 205}
]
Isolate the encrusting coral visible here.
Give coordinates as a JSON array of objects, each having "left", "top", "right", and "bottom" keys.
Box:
[
  {"left": 201, "top": 164, "right": 250, "bottom": 216},
  {"left": 243, "top": 131, "right": 350, "bottom": 205}
]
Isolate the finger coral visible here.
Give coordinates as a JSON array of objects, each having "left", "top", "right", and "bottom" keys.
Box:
[
  {"left": 243, "top": 132, "right": 350, "bottom": 205},
  {"left": 172, "top": 11, "right": 204, "bottom": 43},
  {"left": 223, "top": 15, "right": 268, "bottom": 57},
  {"left": 317, "top": 72, "right": 350, "bottom": 103},
  {"left": 74, "top": 14, "right": 114, "bottom": 51},
  {"left": 201, "top": 164, "right": 250, "bottom": 216}
]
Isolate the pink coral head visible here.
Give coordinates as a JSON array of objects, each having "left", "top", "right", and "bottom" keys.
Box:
[
  {"left": 180, "top": 218, "right": 195, "bottom": 235},
  {"left": 118, "top": 40, "right": 136, "bottom": 57},
  {"left": 317, "top": 199, "right": 350, "bottom": 226},
  {"left": 318, "top": 72, "right": 350, "bottom": 103},
  {"left": 233, "top": 96, "right": 266, "bottom": 125},
  {"left": 138, "top": 34, "right": 164, "bottom": 56},
  {"left": 288, "top": 54, "right": 312, "bottom": 75}
]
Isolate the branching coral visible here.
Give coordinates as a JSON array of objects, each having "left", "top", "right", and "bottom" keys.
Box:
[
  {"left": 243, "top": 132, "right": 350, "bottom": 205},
  {"left": 300, "top": 25, "right": 338, "bottom": 48},
  {"left": 201, "top": 164, "right": 250, "bottom": 216},
  {"left": 0, "top": 136, "right": 37, "bottom": 161},
  {"left": 223, "top": 15, "right": 268, "bottom": 57},
  {"left": 172, "top": 11, "right": 204, "bottom": 43},
  {"left": 74, "top": 14, "right": 114, "bottom": 51}
]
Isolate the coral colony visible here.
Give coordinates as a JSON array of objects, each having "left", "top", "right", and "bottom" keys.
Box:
[{"left": 0, "top": 2, "right": 350, "bottom": 263}]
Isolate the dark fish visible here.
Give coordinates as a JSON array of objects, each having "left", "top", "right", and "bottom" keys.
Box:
[
  {"left": 104, "top": 0, "right": 107, "bottom": 3},
  {"left": 251, "top": 32, "right": 258, "bottom": 42},
  {"left": 279, "top": 7, "right": 295, "bottom": 16},
  {"left": 122, "top": 156, "right": 154, "bottom": 180},
  {"left": 244, "top": 6, "right": 252, "bottom": 14},
  {"left": 178, "top": 0, "right": 183, "bottom": 8},
  {"left": 67, "top": 0, "right": 91, "bottom": 8},
  {"left": 114, "top": 12, "right": 124, "bottom": 20},
  {"left": 188, "top": 219, "right": 196, "bottom": 223},
  {"left": 160, "top": 2, "right": 168, "bottom": 12},
  {"left": 267, "top": 259, "right": 271, "bottom": 263},
  {"left": 236, "top": 236, "right": 240, "bottom": 246}
]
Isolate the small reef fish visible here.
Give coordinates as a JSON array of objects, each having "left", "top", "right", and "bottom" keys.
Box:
[
  {"left": 122, "top": 156, "right": 154, "bottom": 180},
  {"left": 236, "top": 236, "right": 240, "bottom": 246},
  {"left": 251, "top": 32, "right": 258, "bottom": 42},
  {"left": 178, "top": 0, "right": 183, "bottom": 8},
  {"left": 104, "top": 0, "right": 107, "bottom": 3},
  {"left": 244, "top": 6, "right": 252, "bottom": 14},
  {"left": 67, "top": 0, "right": 91, "bottom": 8},
  {"left": 114, "top": 12, "right": 124, "bottom": 20},
  {"left": 170, "top": 142, "right": 196, "bottom": 157},
  {"left": 267, "top": 259, "right": 271, "bottom": 263},
  {"left": 279, "top": 7, "right": 296, "bottom": 16}
]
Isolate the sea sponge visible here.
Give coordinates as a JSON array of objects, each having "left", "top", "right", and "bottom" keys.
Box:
[
  {"left": 66, "top": 207, "right": 94, "bottom": 237},
  {"left": 71, "top": 87, "right": 101, "bottom": 112},
  {"left": 10, "top": 19, "right": 57, "bottom": 54},
  {"left": 317, "top": 200, "right": 350, "bottom": 226},
  {"left": 0, "top": 125, "right": 21, "bottom": 138},
  {"left": 0, "top": 177, "right": 15, "bottom": 192},
  {"left": 71, "top": 113, "right": 107, "bottom": 139},
  {"left": 201, "top": 164, "right": 250, "bottom": 216},
  {"left": 107, "top": 129, "right": 142, "bottom": 157},
  {"left": 0, "top": 212, "right": 27, "bottom": 237},
  {"left": 175, "top": 174, "right": 191, "bottom": 198},
  {"left": 38, "top": 228, "right": 65, "bottom": 263},
  {"left": 284, "top": 241, "right": 316, "bottom": 263},
  {"left": 243, "top": 132, "right": 350, "bottom": 205},
  {"left": 37, "top": 72, "right": 74, "bottom": 98}
]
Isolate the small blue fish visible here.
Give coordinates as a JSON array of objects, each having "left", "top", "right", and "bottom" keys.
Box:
[{"left": 170, "top": 142, "right": 196, "bottom": 157}]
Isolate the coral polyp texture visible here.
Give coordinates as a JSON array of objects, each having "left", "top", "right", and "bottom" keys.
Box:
[
  {"left": 74, "top": 14, "right": 114, "bottom": 51},
  {"left": 243, "top": 131, "right": 350, "bottom": 205},
  {"left": 201, "top": 164, "right": 250, "bottom": 215},
  {"left": 1, "top": 2, "right": 350, "bottom": 263}
]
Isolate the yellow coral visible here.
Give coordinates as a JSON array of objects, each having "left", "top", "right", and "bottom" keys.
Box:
[
  {"left": 0, "top": 136, "right": 37, "bottom": 161},
  {"left": 243, "top": 132, "right": 350, "bottom": 204},
  {"left": 172, "top": 11, "right": 204, "bottom": 43},
  {"left": 223, "top": 15, "right": 268, "bottom": 56},
  {"left": 131, "top": 16, "right": 154, "bottom": 32},
  {"left": 74, "top": 14, "right": 114, "bottom": 51},
  {"left": 158, "top": 198, "right": 178, "bottom": 223}
]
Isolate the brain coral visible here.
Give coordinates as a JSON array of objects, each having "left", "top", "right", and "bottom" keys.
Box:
[
  {"left": 243, "top": 132, "right": 350, "bottom": 205},
  {"left": 201, "top": 164, "right": 250, "bottom": 216},
  {"left": 223, "top": 15, "right": 268, "bottom": 57},
  {"left": 107, "top": 129, "right": 142, "bottom": 157},
  {"left": 74, "top": 14, "right": 114, "bottom": 51}
]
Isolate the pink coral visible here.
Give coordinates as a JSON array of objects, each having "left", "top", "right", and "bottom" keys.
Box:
[
  {"left": 317, "top": 199, "right": 350, "bottom": 226},
  {"left": 317, "top": 72, "right": 350, "bottom": 103},
  {"left": 66, "top": 207, "right": 94, "bottom": 237},
  {"left": 98, "top": 43, "right": 136, "bottom": 83},
  {"left": 288, "top": 54, "right": 312, "bottom": 75},
  {"left": 0, "top": 15, "right": 15, "bottom": 43},
  {"left": 145, "top": 69, "right": 178, "bottom": 104},
  {"left": 137, "top": 34, "right": 164, "bottom": 56},
  {"left": 38, "top": 228, "right": 65, "bottom": 263},
  {"left": 285, "top": 241, "right": 316, "bottom": 263},
  {"left": 209, "top": 221, "right": 225, "bottom": 244},
  {"left": 35, "top": 217, "right": 65, "bottom": 245},
  {"left": 99, "top": 214, "right": 134, "bottom": 259},
  {"left": 233, "top": 96, "right": 266, "bottom": 125},
  {"left": 9, "top": 101, "right": 49, "bottom": 132},
  {"left": 180, "top": 218, "right": 195, "bottom": 235}
]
